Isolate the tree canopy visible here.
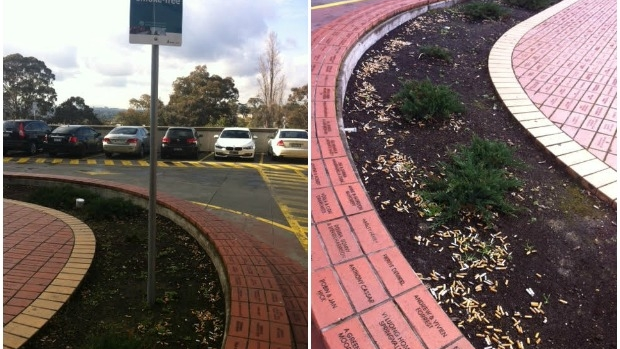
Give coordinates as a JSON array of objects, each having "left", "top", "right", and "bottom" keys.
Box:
[
  {"left": 166, "top": 65, "right": 239, "bottom": 126},
  {"left": 3, "top": 53, "right": 57, "bottom": 119},
  {"left": 112, "top": 94, "right": 165, "bottom": 126},
  {"left": 49, "top": 96, "right": 101, "bottom": 125},
  {"left": 283, "top": 85, "right": 308, "bottom": 129}
]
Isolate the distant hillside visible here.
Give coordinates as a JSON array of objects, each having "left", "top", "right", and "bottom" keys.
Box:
[{"left": 93, "top": 107, "right": 126, "bottom": 123}]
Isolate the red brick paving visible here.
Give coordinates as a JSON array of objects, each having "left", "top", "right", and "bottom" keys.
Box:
[
  {"left": 311, "top": 0, "right": 476, "bottom": 348},
  {"left": 3, "top": 202, "right": 74, "bottom": 326},
  {"left": 514, "top": 0, "right": 617, "bottom": 169}
]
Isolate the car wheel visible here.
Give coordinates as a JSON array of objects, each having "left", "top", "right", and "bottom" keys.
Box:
[
  {"left": 105, "top": 152, "right": 113, "bottom": 158},
  {"left": 137, "top": 145, "right": 145, "bottom": 158},
  {"left": 28, "top": 142, "right": 37, "bottom": 155}
]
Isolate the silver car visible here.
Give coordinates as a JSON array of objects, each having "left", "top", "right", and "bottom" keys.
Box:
[{"left": 103, "top": 126, "right": 150, "bottom": 158}]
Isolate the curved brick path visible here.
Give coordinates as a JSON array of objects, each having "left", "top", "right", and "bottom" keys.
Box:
[
  {"left": 311, "top": 0, "right": 616, "bottom": 348},
  {"left": 311, "top": 1, "right": 475, "bottom": 348},
  {"left": 3, "top": 200, "right": 95, "bottom": 349},
  {"left": 490, "top": 0, "right": 617, "bottom": 205}
]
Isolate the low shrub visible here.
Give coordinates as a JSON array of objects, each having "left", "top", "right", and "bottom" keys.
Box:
[
  {"left": 419, "top": 45, "right": 453, "bottom": 63},
  {"left": 28, "top": 185, "right": 144, "bottom": 220},
  {"left": 504, "top": 0, "right": 556, "bottom": 10},
  {"left": 421, "top": 136, "right": 524, "bottom": 225},
  {"left": 392, "top": 79, "right": 464, "bottom": 122},
  {"left": 462, "top": 2, "right": 509, "bottom": 21}
]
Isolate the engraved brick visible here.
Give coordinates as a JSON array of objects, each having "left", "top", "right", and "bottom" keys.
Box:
[{"left": 311, "top": 267, "right": 354, "bottom": 329}]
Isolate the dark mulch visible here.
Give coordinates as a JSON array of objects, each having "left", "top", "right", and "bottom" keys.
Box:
[{"left": 342, "top": 2, "right": 616, "bottom": 348}]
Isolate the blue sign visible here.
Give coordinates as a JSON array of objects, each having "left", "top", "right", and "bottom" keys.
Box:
[{"left": 130, "top": 0, "right": 183, "bottom": 46}]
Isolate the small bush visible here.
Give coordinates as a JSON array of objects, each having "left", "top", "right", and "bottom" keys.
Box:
[
  {"left": 421, "top": 136, "right": 524, "bottom": 225},
  {"left": 419, "top": 45, "right": 453, "bottom": 63},
  {"left": 28, "top": 185, "right": 144, "bottom": 221},
  {"left": 392, "top": 79, "right": 464, "bottom": 122},
  {"left": 504, "top": 0, "right": 556, "bottom": 10},
  {"left": 463, "top": 2, "right": 509, "bottom": 21}
]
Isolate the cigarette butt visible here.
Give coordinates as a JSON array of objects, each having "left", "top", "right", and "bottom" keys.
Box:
[
  {"left": 559, "top": 299, "right": 568, "bottom": 304},
  {"left": 531, "top": 302, "right": 540, "bottom": 307}
]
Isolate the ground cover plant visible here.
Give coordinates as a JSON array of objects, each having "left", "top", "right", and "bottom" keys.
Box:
[
  {"left": 4, "top": 184, "right": 225, "bottom": 349},
  {"left": 342, "top": 1, "right": 616, "bottom": 348}
]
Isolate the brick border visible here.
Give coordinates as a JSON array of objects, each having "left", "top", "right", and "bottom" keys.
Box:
[
  {"left": 4, "top": 172, "right": 307, "bottom": 349},
  {"left": 311, "top": 1, "right": 475, "bottom": 348}
]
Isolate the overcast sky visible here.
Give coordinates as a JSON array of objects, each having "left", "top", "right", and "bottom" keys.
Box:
[{"left": 3, "top": 0, "right": 308, "bottom": 109}]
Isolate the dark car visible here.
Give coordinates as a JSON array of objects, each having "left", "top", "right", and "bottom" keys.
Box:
[
  {"left": 160, "top": 127, "right": 202, "bottom": 159},
  {"left": 3, "top": 119, "right": 51, "bottom": 155},
  {"left": 44, "top": 125, "right": 103, "bottom": 157}
]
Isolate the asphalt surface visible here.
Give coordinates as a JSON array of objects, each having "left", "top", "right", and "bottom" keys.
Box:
[{"left": 3, "top": 153, "right": 309, "bottom": 265}]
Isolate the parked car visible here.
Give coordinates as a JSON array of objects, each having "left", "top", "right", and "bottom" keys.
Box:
[
  {"left": 267, "top": 128, "right": 308, "bottom": 160},
  {"left": 160, "top": 127, "right": 202, "bottom": 159},
  {"left": 3, "top": 119, "right": 51, "bottom": 155},
  {"left": 213, "top": 127, "right": 257, "bottom": 160},
  {"left": 44, "top": 125, "right": 103, "bottom": 157},
  {"left": 102, "top": 126, "right": 150, "bottom": 158}
]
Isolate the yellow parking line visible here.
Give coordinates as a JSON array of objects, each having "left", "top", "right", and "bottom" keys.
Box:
[
  {"left": 311, "top": 0, "right": 370, "bottom": 10},
  {"left": 69, "top": 159, "right": 79, "bottom": 165},
  {"left": 35, "top": 158, "right": 47, "bottom": 164},
  {"left": 104, "top": 160, "right": 115, "bottom": 166},
  {"left": 191, "top": 201, "right": 296, "bottom": 233},
  {"left": 87, "top": 159, "right": 97, "bottom": 165},
  {"left": 121, "top": 160, "right": 133, "bottom": 166},
  {"left": 137, "top": 160, "right": 149, "bottom": 166}
]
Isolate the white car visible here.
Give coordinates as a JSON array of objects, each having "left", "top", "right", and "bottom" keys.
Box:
[
  {"left": 267, "top": 129, "right": 308, "bottom": 160},
  {"left": 102, "top": 126, "right": 150, "bottom": 158},
  {"left": 213, "top": 127, "right": 257, "bottom": 160}
]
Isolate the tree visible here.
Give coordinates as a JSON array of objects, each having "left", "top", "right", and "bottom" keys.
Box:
[
  {"left": 112, "top": 94, "right": 165, "bottom": 126},
  {"left": 283, "top": 85, "right": 308, "bottom": 129},
  {"left": 3, "top": 53, "right": 57, "bottom": 119},
  {"left": 49, "top": 97, "right": 101, "bottom": 125},
  {"left": 166, "top": 65, "right": 239, "bottom": 126},
  {"left": 257, "top": 32, "right": 286, "bottom": 127}
]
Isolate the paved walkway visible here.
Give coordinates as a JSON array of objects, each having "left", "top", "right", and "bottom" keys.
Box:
[
  {"left": 490, "top": 0, "right": 617, "bottom": 204},
  {"left": 3, "top": 200, "right": 95, "bottom": 349},
  {"left": 311, "top": 0, "right": 616, "bottom": 348}
]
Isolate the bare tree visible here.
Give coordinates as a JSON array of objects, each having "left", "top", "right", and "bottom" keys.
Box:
[{"left": 257, "top": 31, "right": 286, "bottom": 127}]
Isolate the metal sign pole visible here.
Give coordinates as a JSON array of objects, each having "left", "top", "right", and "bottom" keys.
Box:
[{"left": 147, "top": 44, "right": 159, "bottom": 305}]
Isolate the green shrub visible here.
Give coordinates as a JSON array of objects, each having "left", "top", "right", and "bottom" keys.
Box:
[
  {"left": 421, "top": 136, "right": 524, "bottom": 225},
  {"left": 504, "top": 0, "right": 556, "bottom": 10},
  {"left": 28, "top": 185, "right": 144, "bottom": 221},
  {"left": 419, "top": 45, "right": 453, "bottom": 63},
  {"left": 392, "top": 79, "right": 464, "bottom": 122},
  {"left": 462, "top": 2, "right": 509, "bottom": 21}
]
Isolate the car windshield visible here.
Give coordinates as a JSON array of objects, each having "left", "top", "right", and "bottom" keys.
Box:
[
  {"left": 220, "top": 130, "right": 250, "bottom": 139},
  {"left": 52, "top": 126, "right": 76, "bottom": 134},
  {"left": 110, "top": 127, "right": 138, "bottom": 135},
  {"left": 168, "top": 129, "right": 192, "bottom": 138},
  {"left": 3, "top": 121, "right": 16, "bottom": 131},
  {"left": 279, "top": 131, "right": 308, "bottom": 139}
]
